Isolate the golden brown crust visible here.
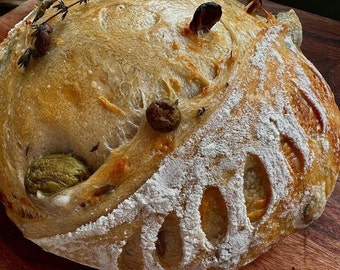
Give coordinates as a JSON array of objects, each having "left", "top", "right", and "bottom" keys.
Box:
[{"left": 0, "top": 0, "right": 339, "bottom": 269}]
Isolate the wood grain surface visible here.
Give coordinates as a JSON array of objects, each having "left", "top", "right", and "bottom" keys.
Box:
[{"left": 0, "top": 1, "right": 339, "bottom": 270}]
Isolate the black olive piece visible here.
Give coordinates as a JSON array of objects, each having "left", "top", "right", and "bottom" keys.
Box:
[
  {"left": 189, "top": 2, "right": 222, "bottom": 34},
  {"left": 32, "top": 22, "right": 53, "bottom": 57},
  {"left": 146, "top": 101, "right": 181, "bottom": 132}
]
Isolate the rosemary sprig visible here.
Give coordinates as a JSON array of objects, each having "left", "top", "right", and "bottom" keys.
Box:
[
  {"left": 18, "top": 48, "right": 34, "bottom": 69},
  {"left": 53, "top": 0, "right": 69, "bottom": 21},
  {"left": 18, "top": 0, "right": 89, "bottom": 69},
  {"left": 33, "top": 0, "right": 57, "bottom": 23},
  {"left": 34, "top": 0, "right": 89, "bottom": 24}
]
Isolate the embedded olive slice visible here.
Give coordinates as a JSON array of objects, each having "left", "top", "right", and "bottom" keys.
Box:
[
  {"left": 32, "top": 22, "right": 53, "bottom": 57},
  {"left": 146, "top": 100, "right": 181, "bottom": 132},
  {"left": 25, "top": 154, "right": 91, "bottom": 196},
  {"left": 189, "top": 2, "right": 222, "bottom": 34}
]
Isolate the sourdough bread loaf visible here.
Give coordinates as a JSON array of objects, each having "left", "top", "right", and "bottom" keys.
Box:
[{"left": 0, "top": 0, "right": 339, "bottom": 269}]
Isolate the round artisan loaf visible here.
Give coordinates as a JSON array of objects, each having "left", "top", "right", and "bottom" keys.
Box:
[{"left": 0, "top": 0, "right": 340, "bottom": 269}]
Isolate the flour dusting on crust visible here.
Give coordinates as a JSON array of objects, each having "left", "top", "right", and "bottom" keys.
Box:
[{"left": 32, "top": 25, "right": 330, "bottom": 269}]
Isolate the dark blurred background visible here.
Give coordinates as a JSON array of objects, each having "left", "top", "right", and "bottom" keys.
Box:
[
  {"left": 0, "top": 1, "right": 339, "bottom": 20},
  {"left": 0, "top": 0, "right": 24, "bottom": 16},
  {"left": 271, "top": 0, "right": 339, "bottom": 20}
]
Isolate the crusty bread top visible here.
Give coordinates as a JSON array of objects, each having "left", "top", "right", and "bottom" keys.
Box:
[{"left": 0, "top": 0, "right": 339, "bottom": 269}]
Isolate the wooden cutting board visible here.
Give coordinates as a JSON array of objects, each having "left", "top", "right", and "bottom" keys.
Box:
[{"left": 0, "top": 1, "right": 339, "bottom": 269}]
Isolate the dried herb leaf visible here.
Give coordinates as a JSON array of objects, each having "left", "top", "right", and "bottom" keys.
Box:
[
  {"left": 53, "top": 0, "right": 66, "bottom": 10},
  {"left": 18, "top": 48, "right": 33, "bottom": 69},
  {"left": 197, "top": 107, "right": 207, "bottom": 117},
  {"left": 53, "top": 0, "right": 68, "bottom": 20},
  {"left": 33, "top": 0, "right": 58, "bottom": 23},
  {"left": 90, "top": 142, "right": 100, "bottom": 152}
]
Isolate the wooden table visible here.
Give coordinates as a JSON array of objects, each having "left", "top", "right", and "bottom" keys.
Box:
[{"left": 0, "top": 1, "right": 339, "bottom": 269}]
